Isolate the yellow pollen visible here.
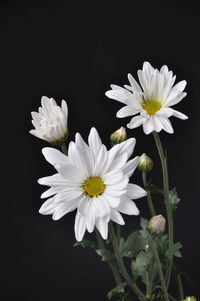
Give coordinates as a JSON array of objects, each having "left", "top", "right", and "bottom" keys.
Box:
[
  {"left": 142, "top": 100, "right": 161, "bottom": 115},
  {"left": 82, "top": 177, "right": 106, "bottom": 197}
]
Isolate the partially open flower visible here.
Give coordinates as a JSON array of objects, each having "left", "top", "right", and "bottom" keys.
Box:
[
  {"left": 138, "top": 153, "right": 153, "bottom": 172},
  {"left": 110, "top": 127, "right": 127, "bottom": 146},
  {"left": 30, "top": 96, "right": 68, "bottom": 146},
  {"left": 148, "top": 215, "right": 166, "bottom": 234}
]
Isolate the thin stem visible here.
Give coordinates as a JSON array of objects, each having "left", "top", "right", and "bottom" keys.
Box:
[
  {"left": 61, "top": 143, "right": 68, "bottom": 155},
  {"left": 109, "top": 222, "right": 147, "bottom": 301},
  {"left": 153, "top": 132, "right": 173, "bottom": 289},
  {"left": 95, "top": 229, "right": 122, "bottom": 286},
  {"left": 172, "top": 264, "right": 184, "bottom": 300},
  {"left": 150, "top": 239, "right": 169, "bottom": 301},
  {"left": 117, "top": 224, "right": 121, "bottom": 245},
  {"left": 142, "top": 171, "right": 156, "bottom": 216}
]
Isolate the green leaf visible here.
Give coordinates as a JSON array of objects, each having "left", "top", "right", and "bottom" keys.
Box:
[
  {"left": 168, "top": 188, "right": 181, "bottom": 212},
  {"left": 140, "top": 217, "right": 148, "bottom": 230},
  {"left": 166, "top": 242, "right": 183, "bottom": 258},
  {"left": 73, "top": 239, "right": 98, "bottom": 249},
  {"left": 146, "top": 183, "right": 163, "bottom": 194},
  {"left": 131, "top": 250, "right": 153, "bottom": 281},
  {"left": 121, "top": 231, "right": 145, "bottom": 258},
  {"left": 107, "top": 282, "right": 127, "bottom": 300},
  {"left": 96, "top": 248, "right": 117, "bottom": 265}
]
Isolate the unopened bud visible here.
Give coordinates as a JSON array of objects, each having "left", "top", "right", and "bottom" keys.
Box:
[
  {"left": 184, "top": 297, "right": 197, "bottom": 301},
  {"left": 137, "top": 153, "right": 153, "bottom": 172},
  {"left": 148, "top": 215, "right": 166, "bottom": 235},
  {"left": 110, "top": 127, "right": 127, "bottom": 146}
]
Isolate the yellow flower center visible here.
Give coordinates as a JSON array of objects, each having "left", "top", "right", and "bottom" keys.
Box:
[
  {"left": 142, "top": 100, "right": 162, "bottom": 115},
  {"left": 82, "top": 177, "right": 106, "bottom": 197}
]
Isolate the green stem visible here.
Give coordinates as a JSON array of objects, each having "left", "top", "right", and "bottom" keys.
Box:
[
  {"left": 150, "top": 239, "right": 169, "bottom": 301},
  {"left": 142, "top": 171, "right": 156, "bottom": 216},
  {"left": 153, "top": 132, "right": 173, "bottom": 289},
  {"left": 109, "top": 222, "right": 147, "bottom": 301},
  {"left": 61, "top": 143, "right": 68, "bottom": 155},
  {"left": 172, "top": 264, "right": 184, "bottom": 300},
  {"left": 95, "top": 229, "right": 122, "bottom": 286}
]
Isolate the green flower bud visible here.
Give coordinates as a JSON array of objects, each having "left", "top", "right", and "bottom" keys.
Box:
[
  {"left": 148, "top": 215, "right": 166, "bottom": 235},
  {"left": 110, "top": 127, "right": 127, "bottom": 146},
  {"left": 137, "top": 153, "right": 153, "bottom": 172},
  {"left": 184, "top": 297, "right": 197, "bottom": 301}
]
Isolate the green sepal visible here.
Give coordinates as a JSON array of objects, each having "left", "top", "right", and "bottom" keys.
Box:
[{"left": 107, "top": 282, "right": 127, "bottom": 300}]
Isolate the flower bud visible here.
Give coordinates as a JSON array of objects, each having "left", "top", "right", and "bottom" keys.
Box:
[
  {"left": 184, "top": 297, "right": 197, "bottom": 301},
  {"left": 137, "top": 153, "right": 153, "bottom": 172},
  {"left": 110, "top": 127, "right": 127, "bottom": 146},
  {"left": 148, "top": 215, "right": 166, "bottom": 235},
  {"left": 30, "top": 96, "right": 68, "bottom": 146}
]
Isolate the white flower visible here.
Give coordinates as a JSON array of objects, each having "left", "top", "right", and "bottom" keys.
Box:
[
  {"left": 30, "top": 96, "right": 68, "bottom": 144},
  {"left": 38, "top": 127, "right": 146, "bottom": 241},
  {"left": 105, "top": 62, "right": 188, "bottom": 134}
]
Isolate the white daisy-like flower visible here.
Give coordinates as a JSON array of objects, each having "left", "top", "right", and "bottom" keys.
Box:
[
  {"left": 30, "top": 96, "right": 68, "bottom": 145},
  {"left": 105, "top": 61, "right": 188, "bottom": 134},
  {"left": 38, "top": 127, "right": 146, "bottom": 241}
]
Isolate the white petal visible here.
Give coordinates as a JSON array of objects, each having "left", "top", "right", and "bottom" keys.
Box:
[
  {"left": 75, "top": 133, "right": 94, "bottom": 173},
  {"left": 85, "top": 199, "right": 96, "bottom": 233},
  {"left": 122, "top": 156, "right": 139, "bottom": 177},
  {"left": 143, "top": 118, "right": 154, "bottom": 135},
  {"left": 38, "top": 174, "right": 66, "bottom": 187},
  {"left": 54, "top": 189, "right": 83, "bottom": 203},
  {"left": 172, "top": 109, "right": 188, "bottom": 120},
  {"left": 42, "top": 147, "right": 69, "bottom": 167},
  {"left": 127, "top": 184, "right": 147, "bottom": 199},
  {"left": 57, "top": 163, "right": 85, "bottom": 183},
  {"left": 159, "top": 116, "right": 174, "bottom": 134},
  {"left": 104, "top": 194, "right": 120, "bottom": 208},
  {"left": 118, "top": 195, "right": 139, "bottom": 215},
  {"left": 151, "top": 115, "right": 162, "bottom": 132},
  {"left": 39, "top": 197, "right": 56, "bottom": 215},
  {"left": 95, "top": 218, "right": 108, "bottom": 240},
  {"left": 107, "top": 176, "right": 128, "bottom": 191},
  {"left": 105, "top": 89, "right": 131, "bottom": 104},
  {"left": 41, "top": 187, "right": 58, "bottom": 198},
  {"left": 94, "top": 196, "right": 111, "bottom": 218},
  {"left": 128, "top": 73, "right": 142, "bottom": 92},
  {"left": 165, "top": 92, "right": 187, "bottom": 107},
  {"left": 110, "top": 209, "right": 125, "bottom": 225},
  {"left": 104, "top": 171, "right": 123, "bottom": 185},
  {"left": 75, "top": 213, "right": 86, "bottom": 241},
  {"left": 61, "top": 100, "right": 68, "bottom": 120},
  {"left": 127, "top": 115, "right": 146, "bottom": 129},
  {"left": 116, "top": 106, "right": 135, "bottom": 118},
  {"left": 53, "top": 198, "right": 79, "bottom": 220},
  {"left": 88, "top": 127, "right": 102, "bottom": 159}
]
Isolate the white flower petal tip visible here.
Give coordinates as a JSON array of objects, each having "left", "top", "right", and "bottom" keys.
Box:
[
  {"left": 105, "top": 62, "right": 188, "bottom": 134},
  {"left": 37, "top": 128, "right": 142, "bottom": 241},
  {"left": 30, "top": 96, "right": 68, "bottom": 145}
]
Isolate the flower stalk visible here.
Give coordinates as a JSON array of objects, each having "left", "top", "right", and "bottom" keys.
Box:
[
  {"left": 150, "top": 239, "right": 169, "bottom": 301},
  {"left": 153, "top": 131, "right": 174, "bottom": 288},
  {"left": 109, "top": 222, "right": 147, "bottom": 301},
  {"left": 142, "top": 171, "right": 156, "bottom": 216}
]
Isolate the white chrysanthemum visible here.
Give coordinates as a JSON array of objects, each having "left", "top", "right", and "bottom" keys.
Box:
[
  {"left": 38, "top": 127, "right": 146, "bottom": 241},
  {"left": 105, "top": 61, "right": 188, "bottom": 134},
  {"left": 30, "top": 96, "right": 68, "bottom": 144}
]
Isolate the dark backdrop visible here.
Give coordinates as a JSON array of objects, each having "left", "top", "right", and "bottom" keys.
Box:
[{"left": 1, "top": 1, "right": 199, "bottom": 300}]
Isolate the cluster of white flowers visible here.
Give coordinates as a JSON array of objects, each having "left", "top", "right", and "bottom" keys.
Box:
[{"left": 30, "top": 61, "right": 187, "bottom": 241}]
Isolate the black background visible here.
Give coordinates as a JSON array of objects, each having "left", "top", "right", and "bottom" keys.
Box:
[{"left": 1, "top": 1, "right": 200, "bottom": 300}]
